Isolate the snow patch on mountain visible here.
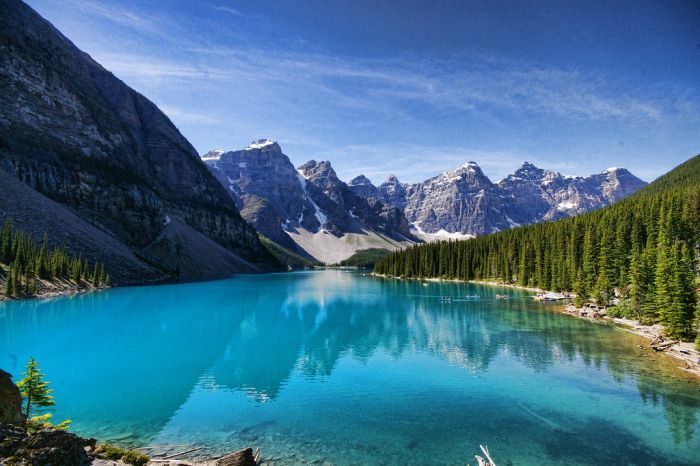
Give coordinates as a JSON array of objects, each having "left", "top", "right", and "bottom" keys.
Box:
[
  {"left": 246, "top": 139, "right": 275, "bottom": 149},
  {"left": 297, "top": 172, "right": 327, "bottom": 229},
  {"left": 202, "top": 149, "right": 224, "bottom": 162}
]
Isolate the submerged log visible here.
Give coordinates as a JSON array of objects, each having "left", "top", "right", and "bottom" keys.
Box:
[{"left": 162, "top": 446, "right": 202, "bottom": 459}]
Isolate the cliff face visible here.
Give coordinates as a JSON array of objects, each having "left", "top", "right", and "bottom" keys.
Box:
[
  {"left": 0, "top": 0, "right": 278, "bottom": 279},
  {"left": 205, "top": 141, "right": 321, "bottom": 249},
  {"left": 0, "top": 369, "right": 24, "bottom": 426}
]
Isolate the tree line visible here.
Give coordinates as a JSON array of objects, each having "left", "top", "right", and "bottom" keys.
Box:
[
  {"left": 375, "top": 156, "right": 700, "bottom": 341},
  {"left": 0, "top": 219, "right": 110, "bottom": 298}
]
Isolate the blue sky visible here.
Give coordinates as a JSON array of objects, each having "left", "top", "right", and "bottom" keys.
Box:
[{"left": 26, "top": 0, "right": 700, "bottom": 183}]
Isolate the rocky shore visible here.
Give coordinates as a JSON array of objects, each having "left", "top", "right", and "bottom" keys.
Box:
[
  {"left": 1, "top": 369, "right": 97, "bottom": 465},
  {"left": 1, "top": 369, "right": 263, "bottom": 466}
]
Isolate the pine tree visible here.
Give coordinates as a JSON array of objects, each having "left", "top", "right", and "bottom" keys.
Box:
[
  {"left": 17, "top": 357, "right": 55, "bottom": 418},
  {"left": 573, "top": 269, "right": 587, "bottom": 307}
]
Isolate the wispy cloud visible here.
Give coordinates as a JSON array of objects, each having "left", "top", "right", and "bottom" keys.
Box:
[
  {"left": 56, "top": 2, "right": 678, "bottom": 125},
  {"left": 101, "top": 43, "right": 676, "bottom": 125},
  {"left": 59, "top": 0, "right": 166, "bottom": 36},
  {"left": 158, "top": 105, "right": 223, "bottom": 125},
  {"left": 213, "top": 6, "right": 244, "bottom": 17}
]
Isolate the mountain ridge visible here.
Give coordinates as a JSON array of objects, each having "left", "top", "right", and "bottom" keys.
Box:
[{"left": 349, "top": 160, "right": 647, "bottom": 237}]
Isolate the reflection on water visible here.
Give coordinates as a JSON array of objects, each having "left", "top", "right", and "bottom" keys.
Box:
[{"left": 1, "top": 270, "right": 698, "bottom": 465}]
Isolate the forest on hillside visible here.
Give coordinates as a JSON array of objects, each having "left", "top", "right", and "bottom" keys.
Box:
[
  {"left": 0, "top": 219, "right": 109, "bottom": 298},
  {"left": 375, "top": 156, "right": 700, "bottom": 341}
]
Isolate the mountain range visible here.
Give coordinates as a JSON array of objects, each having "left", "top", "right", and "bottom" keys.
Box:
[
  {"left": 203, "top": 141, "right": 646, "bottom": 260},
  {"left": 359, "top": 161, "right": 647, "bottom": 238}
]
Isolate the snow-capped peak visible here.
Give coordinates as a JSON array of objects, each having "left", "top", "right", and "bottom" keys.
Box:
[
  {"left": 604, "top": 167, "right": 620, "bottom": 173},
  {"left": 245, "top": 139, "right": 275, "bottom": 150},
  {"left": 202, "top": 149, "right": 224, "bottom": 161}
]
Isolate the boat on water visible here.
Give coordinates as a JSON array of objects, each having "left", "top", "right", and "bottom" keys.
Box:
[
  {"left": 496, "top": 294, "right": 509, "bottom": 300},
  {"left": 533, "top": 292, "right": 570, "bottom": 302},
  {"left": 465, "top": 295, "right": 480, "bottom": 300}
]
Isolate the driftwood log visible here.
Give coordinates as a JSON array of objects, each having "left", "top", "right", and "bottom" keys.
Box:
[
  {"left": 216, "top": 447, "right": 257, "bottom": 466},
  {"left": 651, "top": 340, "right": 679, "bottom": 351},
  {"left": 471, "top": 445, "right": 496, "bottom": 466}
]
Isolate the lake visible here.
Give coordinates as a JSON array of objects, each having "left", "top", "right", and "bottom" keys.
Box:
[{"left": 1, "top": 270, "right": 699, "bottom": 465}]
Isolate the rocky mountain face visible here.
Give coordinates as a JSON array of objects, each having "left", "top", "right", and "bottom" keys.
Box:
[
  {"left": 0, "top": 0, "right": 278, "bottom": 282},
  {"left": 496, "top": 162, "right": 647, "bottom": 225},
  {"left": 353, "top": 161, "right": 646, "bottom": 238},
  {"left": 203, "top": 141, "right": 413, "bottom": 262}
]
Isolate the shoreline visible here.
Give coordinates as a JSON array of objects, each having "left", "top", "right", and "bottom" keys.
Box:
[
  {"left": 0, "top": 279, "right": 109, "bottom": 302},
  {"left": 568, "top": 308, "right": 700, "bottom": 378},
  {"left": 373, "top": 273, "right": 700, "bottom": 379},
  {"left": 474, "top": 279, "right": 700, "bottom": 379},
  {"left": 372, "top": 272, "right": 549, "bottom": 294}
]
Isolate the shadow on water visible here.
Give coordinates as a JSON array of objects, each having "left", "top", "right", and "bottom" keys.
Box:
[{"left": 1, "top": 270, "right": 698, "bottom": 464}]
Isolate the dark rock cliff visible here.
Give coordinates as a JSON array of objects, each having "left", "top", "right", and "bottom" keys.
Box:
[
  {"left": 0, "top": 369, "right": 24, "bottom": 426},
  {"left": 0, "top": 0, "right": 279, "bottom": 280}
]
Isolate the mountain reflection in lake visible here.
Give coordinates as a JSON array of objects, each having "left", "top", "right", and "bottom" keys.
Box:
[{"left": 1, "top": 270, "right": 698, "bottom": 465}]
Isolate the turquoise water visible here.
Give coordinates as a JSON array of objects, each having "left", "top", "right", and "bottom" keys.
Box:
[{"left": 1, "top": 270, "right": 699, "bottom": 465}]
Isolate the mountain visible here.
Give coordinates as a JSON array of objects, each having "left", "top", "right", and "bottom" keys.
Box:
[
  {"left": 498, "top": 162, "right": 648, "bottom": 225},
  {"left": 360, "top": 161, "right": 646, "bottom": 239},
  {"left": 202, "top": 141, "right": 414, "bottom": 263},
  {"left": 0, "top": 0, "right": 278, "bottom": 283}
]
